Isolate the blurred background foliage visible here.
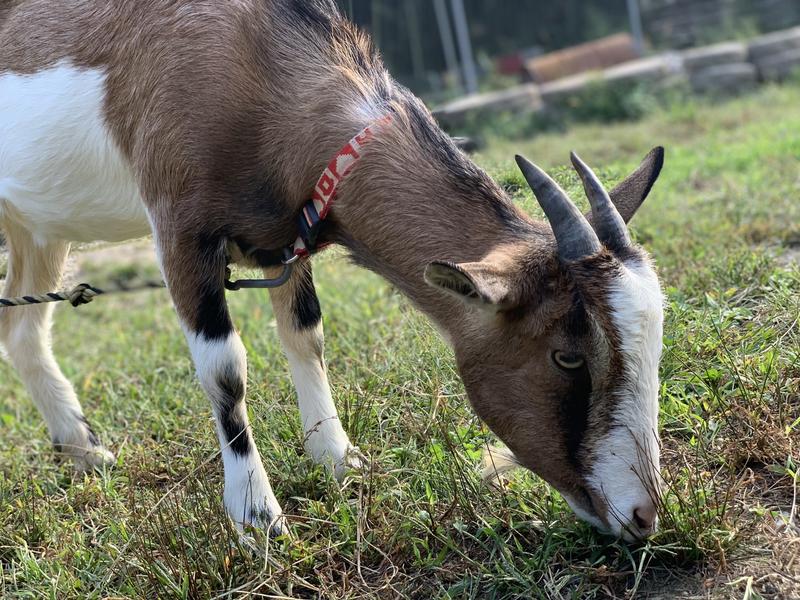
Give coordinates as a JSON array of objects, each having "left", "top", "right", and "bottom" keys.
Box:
[{"left": 336, "top": 0, "right": 800, "bottom": 97}]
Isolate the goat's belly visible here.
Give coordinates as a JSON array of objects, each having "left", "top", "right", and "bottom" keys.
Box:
[{"left": 0, "top": 61, "right": 150, "bottom": 243}]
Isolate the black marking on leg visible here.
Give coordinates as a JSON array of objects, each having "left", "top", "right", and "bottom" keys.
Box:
[
  {"left": 76, "top": 413, "right": 101, "bottom": 447},
  {"left": 293, "top": 266, "right": 321, "bottom": 330},
  {"left": 217, "top": 363, "right": 251, "bottom": 456},
  {"left": 195, "top": 235, "right": 234, "bottom": 340},
  {"left": 196, "top": 283, "right": 233, "bottom": 340},
  {"left": 248, "top": 506, "right": 271, "bottom": 525}
]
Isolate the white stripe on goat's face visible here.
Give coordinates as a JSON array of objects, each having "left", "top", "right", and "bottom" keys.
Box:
[{"left": 565, "top": 257, "right": 663, "bottom": 541}]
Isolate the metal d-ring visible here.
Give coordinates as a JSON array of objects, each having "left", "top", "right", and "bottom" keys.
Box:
[{"left": 224, "top": 247, "right": 298, "bottom": 290}]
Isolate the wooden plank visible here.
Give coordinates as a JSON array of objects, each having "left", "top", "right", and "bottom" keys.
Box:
[{"left": 523, "top": 33, "right": 640, "bottom": 83}]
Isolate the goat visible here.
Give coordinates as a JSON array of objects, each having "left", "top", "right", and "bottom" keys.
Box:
[{"left": 0, "top": 0, "right": 665, "bottom": 542}]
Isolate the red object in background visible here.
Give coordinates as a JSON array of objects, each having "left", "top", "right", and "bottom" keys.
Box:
[{"left": 496, "top": 53, "right": 526, "bottom": 77}]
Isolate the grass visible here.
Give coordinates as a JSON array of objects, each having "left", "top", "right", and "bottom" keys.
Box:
[{"left": 1, "top": 83, "right": 799, "bottom": 598}]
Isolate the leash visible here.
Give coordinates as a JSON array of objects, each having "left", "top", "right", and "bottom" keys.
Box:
[
  {"left": 0, "top": 280, "right": 165, "bottom": 308},
  {"left": 0, "top": 114, "right": 394, "bottom": 307}
]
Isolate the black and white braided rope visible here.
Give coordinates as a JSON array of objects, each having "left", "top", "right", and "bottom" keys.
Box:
[{"left": 0, "top": 280, "right": 165, "bottom": 308}]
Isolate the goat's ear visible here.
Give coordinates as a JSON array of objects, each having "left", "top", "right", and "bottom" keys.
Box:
[
  {"left": 424, "top": 260, "right": 512, "bottom": 308},
  {"left": 607, "top": 146, "right": 664, "bottom": 223}
]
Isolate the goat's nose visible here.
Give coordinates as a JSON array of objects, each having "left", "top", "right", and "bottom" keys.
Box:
[{"left": 633, "top": 504, "right": 657, "bottom": 535}]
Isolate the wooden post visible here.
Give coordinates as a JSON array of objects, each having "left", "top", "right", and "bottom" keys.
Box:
[
  {"left": 449, "top": 0, "right": 478, "bottom": 94},
  {"left": 433, "top": 0, "right": 461, "bottom": 91},
  {"left": 627, "top": 0, "right": 645, "bottom": 55},
  {"left": 405, "top": 0, "right": 426, "bottom": 83}
]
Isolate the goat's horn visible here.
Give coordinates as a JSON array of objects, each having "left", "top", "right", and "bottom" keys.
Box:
[
  {"left": 515, "top": 154, "right": 601, "bottom": 261},
  {"left": 570, "top": 151, "right": 631, "bottom": 251}
]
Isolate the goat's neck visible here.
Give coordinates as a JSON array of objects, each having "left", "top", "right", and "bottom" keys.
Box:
[{"left": 327, "top": 124, "right": 538, "bottom": 332}]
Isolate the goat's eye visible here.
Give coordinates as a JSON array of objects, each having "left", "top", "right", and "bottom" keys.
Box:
[{"left": 553, "top": 351, "right": 584, "bottom": 370}]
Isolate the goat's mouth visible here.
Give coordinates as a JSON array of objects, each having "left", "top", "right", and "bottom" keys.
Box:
[
  {"left": 565, "top": 485, "right": 658, "bottom": 543},
  {"left": 562, "top": 485, "right": 610, "bottom": 532}
]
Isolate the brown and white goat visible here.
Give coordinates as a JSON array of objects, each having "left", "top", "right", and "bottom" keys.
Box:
[{"left": 0, "top": 0, "right": 665, "bottom": 541}]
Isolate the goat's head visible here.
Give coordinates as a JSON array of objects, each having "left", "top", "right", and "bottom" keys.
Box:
[{"left": 424, "top": 148, "right": 665, "bottom": 541}]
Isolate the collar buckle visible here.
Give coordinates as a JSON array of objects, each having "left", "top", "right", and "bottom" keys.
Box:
[{"left": 297, "top": 199, "right": 323, "bottom": 255}]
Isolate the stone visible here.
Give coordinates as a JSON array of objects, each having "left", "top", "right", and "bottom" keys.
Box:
[
  {"left": 682, "top": 42, "right": 747, "bottom": 72},
  {"left": 524, "top": 33, "right": 639, "bottom": 83},
  {"left": 756, "top": 47, "right": 800, "bottom": 80},
  {"left": 538, "top": 53, "right": 686, "bottom": 106},
  {"left": 690, "top": 63, "right": 757, "bottom": 93},
  {"left": 538, "top": 72, "right": 596, "bottom": 105},
  {"left": 748, "top": 26, "right": 800, "bottom": 63},
  {"left": 602, "top": 52, "right": 685, "bottom": 85},
  {"left": 432, "top": 84, "right": 543, "bottom": 128}
]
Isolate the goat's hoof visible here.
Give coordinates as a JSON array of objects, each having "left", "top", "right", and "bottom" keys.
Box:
[
  {"left": 225, "top": 471, "right": 288, "bottom": 539},
  {"left": 69, "top": 445, "right": 116, "bottom": 473},
  {"left": 236, "top": 518, "right": 291, "bottom": 555},
  {"left": 253, "top": 509, "right": 290, "bottom": 538},
  {"left": 333, "top": 444, "right": 368, "bottom": 482},
  {"left": 233, "top": 507, "right": 290, "bottom": 540}
]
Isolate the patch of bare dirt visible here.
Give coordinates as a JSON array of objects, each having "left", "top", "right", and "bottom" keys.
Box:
[
  {"left": 67, "top": 238, "right": 157, "bottom": 280},
  {"left": 777, "top": 245, "right": 800, "bottom": 268}
]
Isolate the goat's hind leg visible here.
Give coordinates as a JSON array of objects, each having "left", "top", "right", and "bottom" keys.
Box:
[{"left": 0, "top": 224, "right": 114, "bottom": 470}]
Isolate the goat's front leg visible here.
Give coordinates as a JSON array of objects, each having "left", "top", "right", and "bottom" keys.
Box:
[
  {"left": 268, "top": 262, "right": 362, "bottom": 480},
  {"left": 155, "top": 229, "right": 286, "bottom": 535}
]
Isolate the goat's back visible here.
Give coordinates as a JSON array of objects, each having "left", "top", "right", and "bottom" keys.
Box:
[
  {"left": 0, "top": 0, "right": 390, "bottom": 247},
  {"left": 0, "top": 1, "right": 21, "bottom": 35}
]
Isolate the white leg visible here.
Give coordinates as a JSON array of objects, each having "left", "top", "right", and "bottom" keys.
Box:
[
  {"left": 185, "top": 329, "right": 285, "bottom": 534},
  {"left": 269, "top": 263, "right": 361, "bottom": 479},
  {"left": 0, "top": 224, "right": 113, "bottom": 470}
]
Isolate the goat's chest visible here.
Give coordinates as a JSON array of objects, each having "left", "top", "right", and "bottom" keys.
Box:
[{"left": 0, "top": 62, "right": 150, "bottom": 243}]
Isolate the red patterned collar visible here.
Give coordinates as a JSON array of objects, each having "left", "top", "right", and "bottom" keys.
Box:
[
  {"left": 292, "top": 113, "right": 393, "bottom": 257},
  {"left": 224, "top": 114, "right": 394, "bottom": 291}
]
